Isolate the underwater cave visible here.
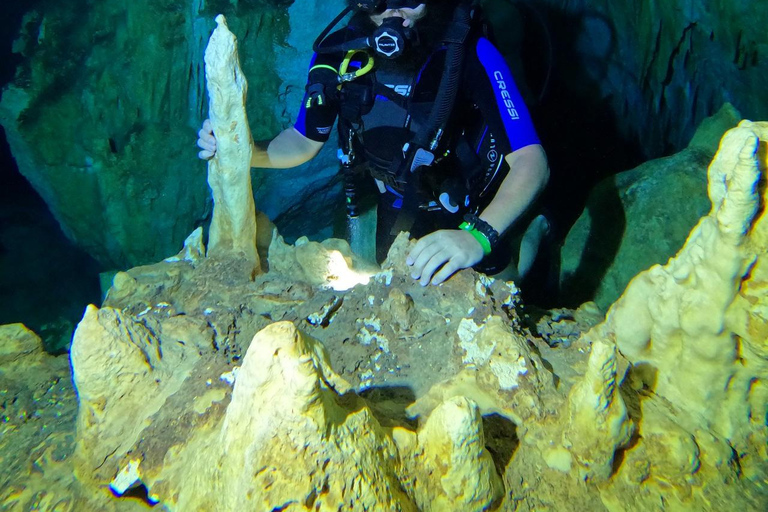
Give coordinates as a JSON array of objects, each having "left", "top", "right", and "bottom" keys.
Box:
[
  {"left": 2, "top": 0, "right": 760, "bottom": 329},
  {"left": 0, "top": 0, "right": 766, "bottom": 510}
]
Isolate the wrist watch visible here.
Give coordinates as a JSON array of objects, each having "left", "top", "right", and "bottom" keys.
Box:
[{"left": 459, "top": 213, "right": 500, "bottom": 256}]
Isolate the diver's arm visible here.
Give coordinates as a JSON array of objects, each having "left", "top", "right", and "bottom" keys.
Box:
[
  {"left": 459, "top": 37, "right": 547, "bottom": 232},
  {"left": 477, "top": 143, "right": 549, "bottom": 234},
  {"left": 198, "top": 119, "right": 324, "bottom": 169},
  {"left": 406, "top": 144, "right": 548, "bottom": 286},
  {"left": 407, "top": 36, "right": 549, "bottom": 285},
  {"left": 250, "top": 126, "right": 325, "bottom": 169}
]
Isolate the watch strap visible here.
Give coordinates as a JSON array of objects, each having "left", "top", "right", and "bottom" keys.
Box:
[
  {"left": 462, "top": 214, "right": 500, "bottom": 251},
  {"left": 459, "top": 221, "right": 492, "bottom": 256}
]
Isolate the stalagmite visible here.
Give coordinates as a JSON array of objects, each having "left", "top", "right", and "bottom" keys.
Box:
[
  {"left": 562, "top": 340, "right": 632, "bottom": 482},
  {"left": 208, "top": 322, "right": 416, "bottom": 511},
  {"left": 398, "top": 396, "right": 504, "bottom": 510},
  {"left": 604, "top": 121, "right": 768, "bottom": 471},
  {"left": 204, "top": 15, "right": 260, "bottom": 273},
  {"left": 584, "top": 121, "right": 768, "bottom": 507},
  {"left": 70, "top": 305, "right": 209, "bottom": 487}
]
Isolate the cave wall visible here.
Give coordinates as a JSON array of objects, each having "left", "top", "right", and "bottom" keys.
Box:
[
  {"left": 536, "top": 0, "right": 767, "bottom": 158},
  {"left": 0, "top": 0, "right": 341, "bottom": 269},
  {"left": 3, "top": 0, "right": 216, "bottom": 268},
  {"left": 559, "top": 104, "right": 742, "bottom": 311}
]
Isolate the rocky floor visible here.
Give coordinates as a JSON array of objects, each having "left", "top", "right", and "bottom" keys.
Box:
[{"left": 0, "top": 233, "right": 601, "bottom": 511}]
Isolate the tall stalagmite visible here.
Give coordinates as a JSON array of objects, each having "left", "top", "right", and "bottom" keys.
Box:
[
  {"left": 600, "top": 121, "right": 768, "bottom": 480},
  {"left": 203, "top": 15, "right": 260, "bottom": 273}
]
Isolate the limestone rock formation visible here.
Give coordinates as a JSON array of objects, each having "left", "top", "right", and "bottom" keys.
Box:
[
  {"left": 267, "top": 231, "right": 377, "bottom": 288},
  {"left": 601, "top": 120, "right": 768, "bottom": 485},
  {"left": 204, "top": 15, "right": 260, "bottom": 273},
  {"left": 562, "top": 340, "right": 632, "bottom": 482},
  {"left": 64, "top": 114, "right": 768, "bottom": 510},
  {"left": 560, "top": 103, "right": 742, "bottom": 309},
  {"left": 3, "top": 120, "right": 767, "bottom": 511},
  {"left": 63, "top": 114, "right": 768, "bottom": 509},
  {"left": 0, "top": 325, "right": 81, "bottom": 511},
  {"left": 74, "top": 318, "right": 506, "bottom": 511},
  {"left": 592, "top": 121, "right": 767, "bottom": 509},
  {"left": 65, "top": 230, "right": 529, "bottom": 510},
  {"left": 500, "top": 121, "right": 768, "bottom": 511}
]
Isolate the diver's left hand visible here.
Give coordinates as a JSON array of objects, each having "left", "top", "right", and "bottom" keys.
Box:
[{"left": 406, "top": 229, "right": 484, "bottom": 286}]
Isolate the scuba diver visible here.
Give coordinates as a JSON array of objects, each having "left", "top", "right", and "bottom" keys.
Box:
[{"left": 198, "top": 0, "right": 552, "bottom": 289}]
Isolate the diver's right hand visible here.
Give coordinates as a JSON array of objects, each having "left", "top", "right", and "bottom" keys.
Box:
[{"left": 197, "top": 119, "right": 217, "bottom": 160}]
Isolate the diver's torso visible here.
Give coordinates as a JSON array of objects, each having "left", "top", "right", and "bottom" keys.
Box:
[
  {"left": 355, "top": 45, "right": 445, "bottom": 171},
  {"left": 304, "top": 17, "right": 526, "bottom": 207}
]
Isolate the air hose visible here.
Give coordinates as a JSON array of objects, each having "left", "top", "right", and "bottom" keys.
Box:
[
  {"left": 388, "top": 1, "right": 473, "bottom": 235},
  {"left": 414, "top": 0, "right": 472, "bottom": 150}
]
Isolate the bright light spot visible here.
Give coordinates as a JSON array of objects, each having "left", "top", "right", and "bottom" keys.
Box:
[
  {"left": 220, "top": 367, "right": 240, "bottom": 385},
  {"left": 110, "top": 459, "right": 142, "bottom": 495},
  {"left": 324, "top": 250, "right": 372, "bottom": 291}
]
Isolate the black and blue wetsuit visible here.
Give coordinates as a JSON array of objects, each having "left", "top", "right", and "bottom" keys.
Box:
[
  {"left": 296, "top": 35, "right": 539, "bottom": 154},
  {"left": 296, "top": 23, "right": 542, "bottom": 263}
]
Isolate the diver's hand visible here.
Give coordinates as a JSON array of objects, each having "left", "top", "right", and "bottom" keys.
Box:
[
  {"left": 197, "top": 119, "right": 217, "bottom": 160},
  {"left": 406, "top": 229, "right": 484, "bottom": 286}
]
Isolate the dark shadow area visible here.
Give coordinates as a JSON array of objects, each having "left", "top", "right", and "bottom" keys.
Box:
[
  {"left": 755, "top": 141, "right": 768, "bottom": 227},
  {"left": 358, "top": 385, "right": 419, "bottom": 430},
  {"left": 629, "top": 362, "right": 659, "bottom": 393},
  {"left": 0, "top": 2, "right": 102, "bottom": 354},
  {"left": 112, "top": 483, "right": 158, "bottom": 507},
  {"left": 0, "top": 127, "right": 102, "bottom": 354},
  {"left": 482, "top": 413, "right": 519, "bottom": 476},
  {"left": 494, "top": 2, "right": 644, "bottom": 307},
  {"left": 558, "top": 178, "right": 626, "bottom": 307},
  {"left": 0, "top": 2, "right": 42, "bottom": 89},
  {"left": 611, "top": 362, "right": 654, "bottom": 478},
  {"left": 610, "top": 429, "right": 641, "bottom": 479}
]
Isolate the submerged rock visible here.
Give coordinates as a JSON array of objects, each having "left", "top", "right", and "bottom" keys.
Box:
[
  {"left": 3, "top": 122, "right": 767, "bottom": 511},
  {"left": 66, "top": 232, "right": 528, "bottom": 510},
  {"left": 560, "top": 103, "right": 742, "bottom": 309},
  {"left": 0, "top": 325, "right": 82, "bottom": 511},
  {"left": 60, "top": 121, "right": 768, "bottom": 511}
]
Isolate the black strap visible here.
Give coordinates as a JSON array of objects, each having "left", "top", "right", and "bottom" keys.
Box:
[
  {"left": 463, "top": 213, "right": 500, "bottom": 249},
  {"left": 371, "top": 82, "right": 409, "bottom": 108},
  {"left": 441, "top": 20, "right": 472, "bottom": 45}
]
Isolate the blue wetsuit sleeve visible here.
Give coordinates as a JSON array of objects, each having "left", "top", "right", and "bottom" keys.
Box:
[
  {"left": 466, "top": 37, "right": 540, "bottom": 152},
  {"left": 295, "top": 53, "right": 339, "bottom": 143}
]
